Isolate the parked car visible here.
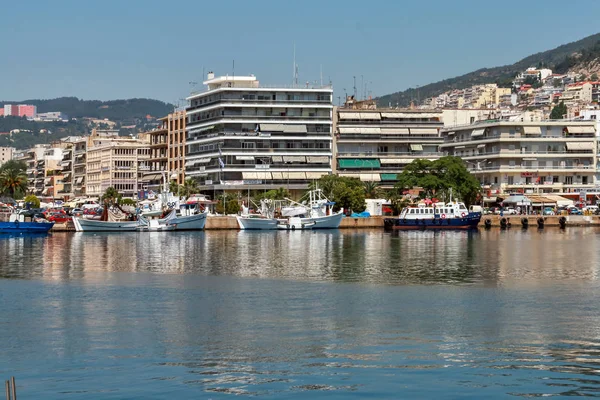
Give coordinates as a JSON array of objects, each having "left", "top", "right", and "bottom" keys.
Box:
[
  {"left": 543, "top": 207, "right": 555, "bottom": 215},
  {"left": 568, "top": 207, "right": 583, "bottom": 215},
  {"left": 505, "top": 208, "right": 518, "bottom": 215},
  {"left": 18, "top": 208, "right": 45, "bottom": 218},
  {"left": 70, "top": 208, "right": 83, "bottom": 216},
  {"left": 583, "top": 205, "right": 599, "bottom": 214}
]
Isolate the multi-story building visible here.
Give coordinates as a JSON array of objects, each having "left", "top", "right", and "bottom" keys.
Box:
[
  {"left": 72, "top": 137, "right": 88, "bottom": 197},
  {"left": 57, "top": 136, "right": 87, "bottom": 199},
  {"left": 0, "top": 147, "right": 13, "bottom": 166},
  {"left": 86, "top": 137, "right": 149, "bottom": 198},
  {"left": 166, "top": 110, "right": 186, "bottom": 184},
  {"left": 2, "top": 104, "right": 37, "bottom": 118},
  {"left": 440, "top": 121, "right": 597, "bottom": 195},
  {"left": 185, "top": 73, "right": 333, "bottom": 194},
  {"left": 334, "top": 108, "right": 443, "bottom": 186},
  {"left": 36, "top": 112, "right": 68, "bottom": 122},
  {"left": 561, "top": 82, "right": 593, "bottom": 106},
  {"left": 140, "top": 125, "right": 168, "bottom": 190},
  {"left": 3, "top": 105, "right": 16, "bottom": 117}
]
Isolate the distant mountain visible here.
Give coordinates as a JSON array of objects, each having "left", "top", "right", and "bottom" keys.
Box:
[
  {"left": 0, "top": 97, "right": 175, "bottom": 123},
  {"left": 377, "top": 33, "right": 600, "bottom": 107}
]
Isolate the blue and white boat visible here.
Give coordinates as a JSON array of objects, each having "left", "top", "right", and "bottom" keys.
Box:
[
  {"left": 384, "top": 201, "right": 481, "bottom": 230},
  {"left": 0, "top": 214, "right": 54, "bottom": 234}
]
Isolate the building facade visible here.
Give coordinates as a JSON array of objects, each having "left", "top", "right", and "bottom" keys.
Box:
[
  {"left": 166, "top": 110, "right": 186, "bottom": 185},
  {"left": 334, "top": 108, "right": 443, "bottom": 186},
  {"left": 440, "top": 121, "right": 598, "bottom": 195},
  {"left": 0, "top": 147, "right": 13, "bottom": 166},
  {"left": 140, "top": 125, "right": 168, "bottom": 190},
  {"left": 185, "top": 73, "right": 333, "bottom": 193}
]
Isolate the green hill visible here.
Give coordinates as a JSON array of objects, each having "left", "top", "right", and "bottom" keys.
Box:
[{"left": 377, "top": 32, "right": 600, "bottom": 107}]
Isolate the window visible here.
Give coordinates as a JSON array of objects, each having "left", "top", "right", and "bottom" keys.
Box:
[
  {"left": 494, "top": 177, "right": 498, "bottom": 184},
  {"left": 565, "top": 176, "right": 573, "bottom": 184},
  {"left": 507, "top": 176, "right": 514, "bottom": 185},
  {"left": 583, "top": 176, "right": 588, "bottom": 184},
  {"left": 470, "top": 117, "right": 475, "bottom": 124},
  {"left": 553, "top": 176, "right": 559, "bottom": 183}
]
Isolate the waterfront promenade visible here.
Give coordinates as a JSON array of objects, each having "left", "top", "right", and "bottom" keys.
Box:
[{"left": 46, "top": 214, "right": 600, "bottom": 231}]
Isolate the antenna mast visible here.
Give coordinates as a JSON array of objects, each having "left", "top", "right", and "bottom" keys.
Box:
[
  {"left": 320, "top": 65, "right": 323, "bottom": 86},
  {"left": 353, "top": 76, "right": 357, "bottom": 98}
]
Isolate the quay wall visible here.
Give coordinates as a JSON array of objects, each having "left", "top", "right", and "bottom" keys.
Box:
[{"left": 40, "top": 215, "right": 600, "bottom": 232}]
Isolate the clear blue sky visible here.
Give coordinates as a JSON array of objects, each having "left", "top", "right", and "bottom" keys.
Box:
[{"left": 2, "top": 0, "right": 600, "bottom": 105}]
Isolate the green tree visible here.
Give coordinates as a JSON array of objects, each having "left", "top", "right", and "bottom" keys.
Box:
[
  {"left": 363, "top": 181, "right": 381, "bottom": 199},
  {"left": 182, "top": 178, "right": 199, "bottom": 197},
  {"left": 255, "top": 187, "right": 290, "bottom": 202},
  {"left": 552, "top": 78, "right": 562, "bottom": 88},
  {"left": 24, "top": 194, "right": 41, "bottom": 208},
  {"left": 550, "top": 101, "right": 567, "bottom": 119},
  {"left": 168, "top": 180, "right": 180, "bottom": 194},
  {"left": 101, "top": 186, "right": 122, "bottom": 206},
  {"left": 311, "top": 175, "right": 365, "bottom": 212},
  {"left": 0, "top": 161, "right": 28, "bottom": 199},
  {"left": 394, "top": 156, "right": 481, "bottom": 207},
  {"left": 592, "top": 73, "right": 599, "bottom": 81},
  {"left": 215, "top": 193, "right": 240, "bottom": 214}
]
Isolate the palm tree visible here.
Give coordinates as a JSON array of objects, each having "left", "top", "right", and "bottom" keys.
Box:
[
  {"left": 182, "top": 178, "right": 199, "bottom": 197},
  {"left": 0, "top": 167, "right": 28, "bottom": 199},
  {"left": 101, "top": 186, "right": 121, "bottom": 206},
  {"left": 363, "top": 181, "right": 380, "bottom": 199}
]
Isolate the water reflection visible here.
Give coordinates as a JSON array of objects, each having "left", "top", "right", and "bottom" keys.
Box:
[{"left": 3, "top": 229, "right": 600, "bottom": 398}]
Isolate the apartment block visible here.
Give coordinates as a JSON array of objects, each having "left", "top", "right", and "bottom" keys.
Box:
[
  {"left": 140, "top": 123, "right": 168, "bottom": 190},
  {"left": 440, "top": 121, "right": 598, "bottom": 195},
  {"left": 334, "top": 108, "right": 443, "bottom": 186},
  {"left": 0, "top": 147, "right": 13, "bottom": 166},
  {"left": 166, "top": 110, "right": 186, "bottom": 185},
  {"left": 185, "top": 73, "right": 333, "bottom": 193}
]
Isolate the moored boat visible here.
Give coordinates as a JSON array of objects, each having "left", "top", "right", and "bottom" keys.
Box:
[
  {"left": 0, "top": 214, "right": 54, "bottom": 234},
  {"left": 384, "top": 201, "right": 481, "bottom": 230},
  {"left": 277, "top": 217, "right": 315, "bottom": 230},
  {"left": 236, "top": 215, "right": 278, "bottom": 230},
  {"left": 72, "top": 216, "right": 139, "bottom": 232}
]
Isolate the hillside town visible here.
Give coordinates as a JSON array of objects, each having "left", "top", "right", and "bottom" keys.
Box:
[{"left": 1, "top": 66, "right": 600, "bottom": 209}]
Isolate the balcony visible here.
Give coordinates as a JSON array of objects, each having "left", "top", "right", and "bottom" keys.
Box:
[
  {"left": 337, "top": 152, "right": 442, "bottom": 158},
  {"left": 467, "top": 165, "right": 594, "bottom": 173},
  {"left": 188, "top": 114, "right": 331, "bottom": 126}
]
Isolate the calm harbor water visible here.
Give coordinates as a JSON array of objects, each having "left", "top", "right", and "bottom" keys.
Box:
[{"left": 2, "top": 229, "right": 600, "bottom": 398}]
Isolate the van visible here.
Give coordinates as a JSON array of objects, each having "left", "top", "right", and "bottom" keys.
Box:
[{"left": 469, "top": 205, "right": 483, "bottom": 213}]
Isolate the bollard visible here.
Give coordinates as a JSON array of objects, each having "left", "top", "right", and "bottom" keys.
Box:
[{"left": 10, "top": 378, "right": 15, "bottom": 400}]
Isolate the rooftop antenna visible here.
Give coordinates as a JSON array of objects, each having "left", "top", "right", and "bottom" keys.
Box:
[
  {"left": 361, "top": 75, "right": 364, "bottom": 100},
  {"left": 353, "top": 76, "right": 357, "bottom": 98},
  {"left": 293, "top": 43, "right": 299, "bottom": 86},
  {"left": 320, "top": 64, "right": 323, "bottom": 86}
]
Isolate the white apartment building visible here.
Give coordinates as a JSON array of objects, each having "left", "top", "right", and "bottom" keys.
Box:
[
  {"left": 440, "top": 121, "right": 597, "bottom": 195},
  {"left": 0, "top": 147, "right": 13, "bottom": 166},
  {"left": 86, "top": 138, "right": 150, "bottom": 198},
  {"left": 185, "top": 73, "right": 333, "bottom": 193},
  {"left": 334, "top": 108, "right": 443, "bottom": 187}
]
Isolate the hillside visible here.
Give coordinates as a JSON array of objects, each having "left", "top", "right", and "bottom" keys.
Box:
[
  {"left": 0, "top": 97, "right": 175, "bottom": 124},
  {"left": 377, "top": 33, "right": 600, "bottom": 107}
]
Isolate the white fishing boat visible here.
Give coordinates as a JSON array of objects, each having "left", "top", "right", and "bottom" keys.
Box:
[
  {"left": 236, "top": 200, "right": 278, "bottom": 230},
  {"left": 138, "top": 208, "right": 208, "bottom": 231},
  {"left": 285, "top": 189, "right": 344, "bottom": 229},
  {"left": 276, "top": 217, "right": 315, "bottom": 230},
  {"left": 72, "top": 216, "right": 140, "bottom": 232}
]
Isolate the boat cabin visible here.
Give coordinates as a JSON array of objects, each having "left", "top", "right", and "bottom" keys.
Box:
[{"left": 399, "top": 202, "right": 470, "bottom": 220}]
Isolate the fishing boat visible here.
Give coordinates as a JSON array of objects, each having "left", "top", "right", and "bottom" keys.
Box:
[
  {"left": 138, "top": 208, "right": 208, "bottom": 231},
  {"left": 276, "top": 217, "right": 315, "bottom": 230},
  {"left": 285, "top": 189, "right": 344, "bottom": 229},
  {"left": 0, "top": 214, "right": 54, "bottom": 234},
  {"left": 72, "top": 216, "right": 140, "bottom": 232},
  {"left": 383, "top": 201, "right": 481, "bottom": 230}
]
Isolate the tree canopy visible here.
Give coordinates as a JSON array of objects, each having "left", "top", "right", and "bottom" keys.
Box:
[
  {"left": 311, "top": 175, "right": 366, "bottom": 212},
  {"left": 394, "top": 157, "right": 481, "bottom": 206},
  {"left": 550, "top": 101, "right": 567, "bottom": 120},
  {"left": 101, "top": 186, "right": 122, "bottom": 206},
  {"left": 0, "top": 160, "right": 28, "bottom": 199}
]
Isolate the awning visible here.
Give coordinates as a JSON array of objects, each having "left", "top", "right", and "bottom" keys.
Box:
[
  {"left": 381, "top": 128, "right": 409, "bottom": 134},
  {"left": 305, "top": 172, "right": 325, "bottom": 179},
  {"left": 42, "top": 189, "right": 48, "bottom": 195},
  {"left": 380, "top": 173, "right": 398, "bottom": 180},
  {"left": 191, "top": 125, "right": 215, "bottom": 134},
  {"left": 339, "top": 127, "right": 381, "bottom": 134},
  {"left": 359, "top": 113, "right": 381, "bottom": 120},
  {"left": 501, "top": 195, "right": 531, "bottom": 206},
  {"left": 527, "top": 195, "right": 557, "bottom": 205},
  {"left": 471, "top": 128, "right": 485, "bottom": 137},
  {"left": 75, "top": 154, "right": 85, "bottom": 160},
  {"left": 410, "top": 144, "right": 424, "bottom": 151},
  {"left": 338, "top": 112, "right": 360, "bottom": 120},
  {"left": 410, "top": 128, "right": 438, "bottom": 135},
  {"left": 260, "top": 123, "right": 285, "bottom": 131},
  {"left": 242, "top": 172, "right": 258, "bottom": 179},
  {"left": 60, "top": 161, "right": 71, "bottom": 167},
  {"left": 380, "top": 158, "right": 413, "bottom": 164},
  {"left": 256, "top": 172, "right": 273, "bottom": 180},
  {"left": 75, "top": 177, "right": 84, "bottom": 184},
  {"left": 186, "top": 158, "right": 211, "bottom": 167},
  {"left": 307, "top": 156, "right": 329, "bottom": 163},
  {"left": 63, "top": 172, "right": 71, "bottom": 179},
  {"left": 447, "top": 131, "right": 456, "bottom": 136},
  {"left": 454, "top": 145, "right": 466, "bottom": 149},
  {"left": 360, "top": 173, "right": 381, "bottom": 182},
  {"left": 143, "top": 173, "right": 162, "bottom": 181},
  {"left": 566, "top": 142, "right": 594, "bottom": 151},
  {"left": 287, "top": 172, "right": 306, "bottom": 179},
  {"left": 338, "top": 159, "right": 381, "bottom": 169},
  {"left": 271, "top": 156, "right": 283, "bottom": 163},
  {"left": 543, "top": 195, "right": 573, "bottom": 207},
  {"left": 271, "top": 172, "right": 284, "bottom": 179},
  {"left": 283, "top": 125, "right": 307, "bottom": 133},
  {"left": 44, "top": 178, "right": 51, "bottom": 185},
  {"left": 477, "top": 144, "right": 486, "bottom": 148},
  {"left": 523, "top": 126, "right": 542, "bottom": 135},
  {"left": 566, "top": 125, "right": 596, "bottom": 134},
  {"left": 236, "top": 156, "right": 255, "bottom": 161},
  {"left": 283, "top": 156, "right": 306, "bottom": 163}
]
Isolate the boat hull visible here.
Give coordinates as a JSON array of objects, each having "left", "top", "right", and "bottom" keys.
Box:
[
  {"left": 304, "top": 212, "right": 344, "bottom": 229},
  {"left": 0, "top": 221, "right": 54, "bottom": 234},
  {"left": 236, "top": 216, "right": 278, "bottom": 230},
  {"left": 73, "top": 217, "right": 139, "bottom": 232},
  {"left": 170, "top": 213, "right": 207, "bottom": 231},
  {"left": 384, "top": 213, "right": 481, "bottom": 230}
]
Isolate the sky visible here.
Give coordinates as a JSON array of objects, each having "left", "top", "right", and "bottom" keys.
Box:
[{"left": 2, "top": 0, "right": 600, "bottom": 106}]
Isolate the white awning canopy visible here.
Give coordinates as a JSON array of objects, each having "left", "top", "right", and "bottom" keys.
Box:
[
  {"left": 75, "top": 177, "right": 84, "bottom": 184},
  {"left": 260, "top": 123, "right": 285, "bottom": 131},
  {"left": 307, "top": 156, "right": 329, "bottom": 163},
  {"left": 523, "top": 126, "right": 542, "bottom": 135},
  {"left": 338, "top": 112, "right": 360, "bottom": 120},
  {"left": 271, "top": 156, "right": 283, "bottom": 163},
  {"left": 305, "top": 172, "right": 326, "bottom": 179},
  {"left": 282, "top": 156, "right": 306, "bottom": 163},
  {"left": 380, "top": 158, "right": 413, "bottom": 164},
  {"left": 410, "top": 128, "right": 438, "bottom": 135},
  {"left": 566, "top": 125, "right": 596, "bottom": 134},
  {"left": 566, "top": 141, "right": 595, "bottom": 151},
  {"left": 410, "top": 144, "right": 424, "bottom": 151},
  {"left": 359, "top": 112, "right": 381, "bottom": 120},
  {"left": 471, "top": 128, "right": 485, "bottom": 137},
  {"left": 236, "top": 156, "right": 255, "bottom": 161},
  {"left": 360, "top": 173, "right": 381, "bottom": 182},
  {"left": 477, "top": 144, "right": 486, "bottom": 148},
  {"left": 381, "top": 128, "right": 409, "bottom": 134},
  {"left": 283, "top": 125, "right": 307, "bottom": 133}
]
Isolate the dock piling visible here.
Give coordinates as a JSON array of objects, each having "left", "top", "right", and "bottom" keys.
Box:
[
  {"left": 10, "top": 377, "right": 15, "bottom": 400},
  {"left": 5, "top": 380, "right": 10, "bottom": 400}
]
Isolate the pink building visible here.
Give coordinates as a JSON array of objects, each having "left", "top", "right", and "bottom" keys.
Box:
[
  {"left": 0, "top": 109, "right": 3, "bottom": 117},
  {"left": 3, "top": 105, "right": 16, "bottom": 116},
  {"left": 17, "top": 104, "right": 36, "bottom": 118}
]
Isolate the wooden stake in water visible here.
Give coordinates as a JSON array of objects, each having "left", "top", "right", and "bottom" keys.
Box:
[
  {"left": 10, "top": 377, "right": 15, "bottom": 400},
  {"left": 5, "top": 380, "right": 10, "bottom": 400}
]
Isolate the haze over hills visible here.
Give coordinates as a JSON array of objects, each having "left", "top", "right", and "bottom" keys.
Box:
[
  {"left": 377, "top": 32, "right": 600, "bottom": 108},
  {"left": 0, "top": 97, "right": 175, "bottom": 123}
]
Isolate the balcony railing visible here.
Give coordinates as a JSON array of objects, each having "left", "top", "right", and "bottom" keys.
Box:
[
  {"left": 336, "top": 152, "right": 442, "bottom": 157},
  {"left": 445, "top": 133, "right": 596, "bottom": 144},
  {"left": 467, "top": 165, "right": 593, "bottom": 172}
]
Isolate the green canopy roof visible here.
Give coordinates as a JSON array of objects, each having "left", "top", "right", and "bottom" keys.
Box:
[
  {"left": 380, "top": 173, "right": 397, "bottom": 181},
  {"left": 338, "top": 159, "right": 381, "bottom": 169}
]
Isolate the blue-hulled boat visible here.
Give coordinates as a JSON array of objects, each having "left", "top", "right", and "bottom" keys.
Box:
[
  {"left": 384, "top": 201, "right": 481, "bottom": 230},
  {"left": 0, "top": 214, "right": 54, "bottom": 234}
]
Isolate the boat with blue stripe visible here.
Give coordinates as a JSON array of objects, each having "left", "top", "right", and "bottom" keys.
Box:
[{"left": 384, "top": 201, "right": 481, "bottom": 230}]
